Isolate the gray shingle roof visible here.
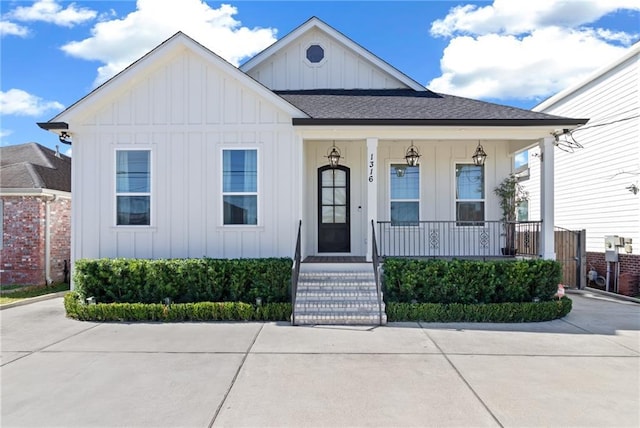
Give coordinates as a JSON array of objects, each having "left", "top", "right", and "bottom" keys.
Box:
[
  {"left": 275, "top": 89, "right": 587, "bottom": 125},
  {"left": 1, "top": 143, "right": 71, "bottom": 192}
]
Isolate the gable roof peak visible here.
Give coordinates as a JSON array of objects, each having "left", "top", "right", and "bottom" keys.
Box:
[{"left": 240, "top": 16, "right": 426, "bottom": 92}]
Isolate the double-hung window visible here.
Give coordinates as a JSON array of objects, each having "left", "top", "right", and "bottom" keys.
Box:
[
  {"left": 222, "top": 149, "right": 258, "bottom": 225},
  {"left": 455, "top": 164, "right": 484, "bottom": 225},
  {"left": 390, "top": 164, "right": 419, "bottom": 225},
  {"left": 116, "top": 150, "right": 151, "bottom": 226}
]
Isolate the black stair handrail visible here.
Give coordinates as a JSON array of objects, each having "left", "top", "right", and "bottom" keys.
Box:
[
  {"left": 291, "top": 220, "right": 302, "bottom": 326},
  {"left": 371, "top": 219, "right": 383, "bottom": 326}
]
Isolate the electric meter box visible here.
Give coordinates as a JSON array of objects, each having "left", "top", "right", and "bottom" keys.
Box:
[
  {"left": 605, "top": 235, "right": 621, "bottom": 262},
  {"left": 605, "top": 235, "right": 624, "bottom": 249}
]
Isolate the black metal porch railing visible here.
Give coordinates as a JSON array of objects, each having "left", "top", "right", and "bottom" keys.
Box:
[
  {"left": 371, "top": 220, "right": 383, "bottom": 325},
  {"left": 291, "top": 220, "right": 302, "bottom": 325},
  {"left": 377, "top": 220, "right": 541, "bottom": 258}
]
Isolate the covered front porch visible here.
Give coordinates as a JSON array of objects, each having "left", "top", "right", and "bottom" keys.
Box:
[{"left": 297, "top": 131, "right": 557, "bottom": 261}]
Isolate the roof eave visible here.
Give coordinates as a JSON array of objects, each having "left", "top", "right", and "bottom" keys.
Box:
[
  {"left": 37, "top": 122, "right": 69, "bottom": 131},
  {"left": 291, "top": 118, "right": 589, "bottom": 126}
]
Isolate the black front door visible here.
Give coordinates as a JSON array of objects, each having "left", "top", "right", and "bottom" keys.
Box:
[{"left": 318, "top": 165, "right": 350, "bottom": 252}]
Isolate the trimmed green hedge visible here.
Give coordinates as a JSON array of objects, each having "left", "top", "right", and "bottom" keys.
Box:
[
  {"left": 383, "top": 258, "right": 562, "bottom": 304},
  {"left": 64, "top": 292, "right": 291, "bottom": 322},
  {"left": 386, "top": 297, "right": 572, "bottom": 322},
  {"left": 73, "top": 258, "right": 292, "bottom": 304}
]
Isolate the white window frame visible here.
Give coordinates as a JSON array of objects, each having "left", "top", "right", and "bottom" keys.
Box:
[
  {"left": 221, "top": 148, "right": 259, "bottom": 227},
  {"left": 114, "top": 148, "right": 152, "bottom": 227},
  {"left": 304, "top": 42, "right": 327, "bottom": 67},
  {"left": 388, "top": 161, "right": 420, "bottom": 226},
  {"left": 454, "top": 162, "right": 485, "bottom": 226}
]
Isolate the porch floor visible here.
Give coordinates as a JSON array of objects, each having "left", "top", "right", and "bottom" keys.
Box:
[{"left": 303, "top": 256, "right": 366, "bottom": 263}]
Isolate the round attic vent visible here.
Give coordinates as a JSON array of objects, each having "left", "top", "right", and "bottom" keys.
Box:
[{"left": 306, "top": 44, "right": 324, "bottom": 63}]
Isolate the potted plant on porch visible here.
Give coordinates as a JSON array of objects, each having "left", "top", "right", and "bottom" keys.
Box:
[{"left": 494, "top": 173, "right": 529, "bottom": 255}]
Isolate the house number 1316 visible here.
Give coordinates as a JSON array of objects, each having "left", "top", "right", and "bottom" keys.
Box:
[{"left": 368, "top": 154, "right": 374, "bottom": 182}]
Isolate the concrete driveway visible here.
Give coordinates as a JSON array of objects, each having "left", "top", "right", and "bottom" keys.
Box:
[{"left": 1, "top": 292, "right": 638, "bottom": 427}]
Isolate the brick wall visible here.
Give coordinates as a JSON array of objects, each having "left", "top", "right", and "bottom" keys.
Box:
[
  {"left": 49, "top": 196, "right": 71, "bottom": 283},
  {"left": 587, "top": 251, "right": 640, "bottom": 296},
  {"left": 0, "top": 194, "right": 71, "bottom": 286}
]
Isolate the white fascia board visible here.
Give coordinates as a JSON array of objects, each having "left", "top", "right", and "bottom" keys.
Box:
[
  {"left": 294, "top": 125, "right": 569, "bottom": 141},
  {"left": 534, "top": 41, "right": 640, "bottom": 112},
  {"left": 240, "top": 17, "right": 426, "bottom": 92},
  {"left": 49, "top": 32, "right": 307, "bottom": 126}
]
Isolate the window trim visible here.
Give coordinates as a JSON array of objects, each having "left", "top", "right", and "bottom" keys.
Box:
[
  {"left": 388, "top": 161, "right": 420, "bottom": 226},
  {"left": 114, "top": 148, "right": 152, "bottom": 228},
  {"left": 454, "top": 162, "right": 485, "bottom": 226},
  {"left": 220, "top": 147, "right": 260, "bottom": 227},
  {"left": 304, "top": 42, "right": 327, "bottom": 66}
]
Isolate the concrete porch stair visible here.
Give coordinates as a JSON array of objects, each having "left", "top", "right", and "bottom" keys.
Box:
[{"left": 293, "top": 263, "right": 387, "bottom": 326}]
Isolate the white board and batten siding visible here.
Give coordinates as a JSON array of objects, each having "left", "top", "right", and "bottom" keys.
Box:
[
  {"left": 245, "top": 27, "right": 410, "bottom": 90},
  {"left": 527, "top": 45, "right": 639, "bottom": 253},
  {"left": 71, "top": 48, "right": 301, "bottom": 261}
]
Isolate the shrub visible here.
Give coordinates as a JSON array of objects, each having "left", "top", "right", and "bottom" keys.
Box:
[
  {"left": 73, "top": 257, "right": 292, "bottom": 304},
  {"left": 383, "top": 258, "right": 562, "bottom": 304},
  {"left": 386, "top": 297, "right": 572, "bottom": 322},
  {"left": 64, "top": 292, "right": 291, "bottom": 322}
]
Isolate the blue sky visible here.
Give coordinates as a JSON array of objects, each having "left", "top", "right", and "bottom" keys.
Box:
[{"left": 1, "top": 0, "right": 639, "bottom": 154}]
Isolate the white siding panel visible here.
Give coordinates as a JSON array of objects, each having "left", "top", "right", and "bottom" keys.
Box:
[
  {"left": 223, "top": 78, "right": 238, "bottom": 124},
  {"left": 241, "top": 89, "right": 257, "bottom": 124},
  {"left": 169, "top": 57, "right": 185, "bottom": 125},
  {"left": 525, "top": 51, "right": 639, "bottom": 253},
  {"left": 152, "top": 66, "right": 168, "bottom": 124},
  {"left": 187, "top": 54, "right": 203, "bottom": 125},
  {"left": 117, "top": 92, "right": 132, "bottom": 125},
  {"left": 169, "top": 132, "right": 188, "bottom": 257},
  {"left": 205, "top": 67, "right": 222, "bottom": 124},
  {"left": 133, "top": 78, "right": 150, "bottom": 125},
  {"left": 72, "top": 49, "right": 299, "bottom": 263},
  {"left": 246, "top": 27, "right": 410, "bottom": 90}
]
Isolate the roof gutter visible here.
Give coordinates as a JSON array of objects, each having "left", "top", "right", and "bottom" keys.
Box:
[{"left": 292, "top": 118, "right": 589, "bottom": 126}]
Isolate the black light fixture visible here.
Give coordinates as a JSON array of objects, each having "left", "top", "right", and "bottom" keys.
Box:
[
  {"left": 472, "top": 142, "right": 487, "bottom": 166},
  {"left": 404, "top": 142, "right": 420, "bottom": 166},
  {"left": 327, "top": 143, "right": 341, "bottom": 168},
  {"left": 59, "top": 131, "right": 72, "bottom": 145}
]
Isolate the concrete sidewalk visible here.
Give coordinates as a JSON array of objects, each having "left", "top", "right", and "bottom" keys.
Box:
[{"left": 1, "top": 292, "right": 638, "bottom": 427}]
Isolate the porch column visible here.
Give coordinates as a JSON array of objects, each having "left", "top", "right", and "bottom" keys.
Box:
[
  {"left": 540, "top": 136, "right": 556, "bottom": 260},
  {"left": 366, "top": 137, "right": 378, "bottom": 261}
]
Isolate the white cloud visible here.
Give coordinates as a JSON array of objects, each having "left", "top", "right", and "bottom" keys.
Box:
[
  {"left": 64, "top": 147, "right": 72, "bottom": 157},
  {"left": 7, "top": 0, "right": 97, "bottom": 28},
  {"left": 0, "top": 129, "right": 13, "bottom": 140},
  {"left": 61, "top": 0, "right": 277, "bottom": 86},
  {"left": 428, "top": 0, "right": 639, "bottom": 101},
  {"left": 0, "top": 20, "right": 29, "bottom": 37},
  {"left": 430, "top": 0, "right": 640, "bottom": 37},
  {"left": 0, "top": 89, "right": 64, "bottom": 116}
]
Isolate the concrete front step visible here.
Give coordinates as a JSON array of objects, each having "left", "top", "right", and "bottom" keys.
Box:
[
  {"left": 295, "top": 301, "right": 384, "bottom": 310},
  {"left": 294, "top": 312, "right": 387, "bottom": 325},
  {"left": 293, "top": 264, "right": 386, "bottom": 326}
]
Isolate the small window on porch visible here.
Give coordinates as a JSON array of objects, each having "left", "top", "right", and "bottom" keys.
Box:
[
  {"left": 390, "top": 164, "right": 419, "bottom": 226},
  {"left": 455, "top": 164, "right": 484, "bottom": 226}
]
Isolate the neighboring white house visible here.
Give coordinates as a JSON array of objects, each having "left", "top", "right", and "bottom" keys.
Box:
[
  {"left": 523, "top": 41, "right": 639, "bottom": 293},
  {"left": 38, "top": 17, "right": 586, "bottom": 269}
]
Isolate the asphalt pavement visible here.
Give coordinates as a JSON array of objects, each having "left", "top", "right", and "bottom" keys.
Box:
[{"left": 1, "top": 291, "right": 638, "bottom": 427}]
